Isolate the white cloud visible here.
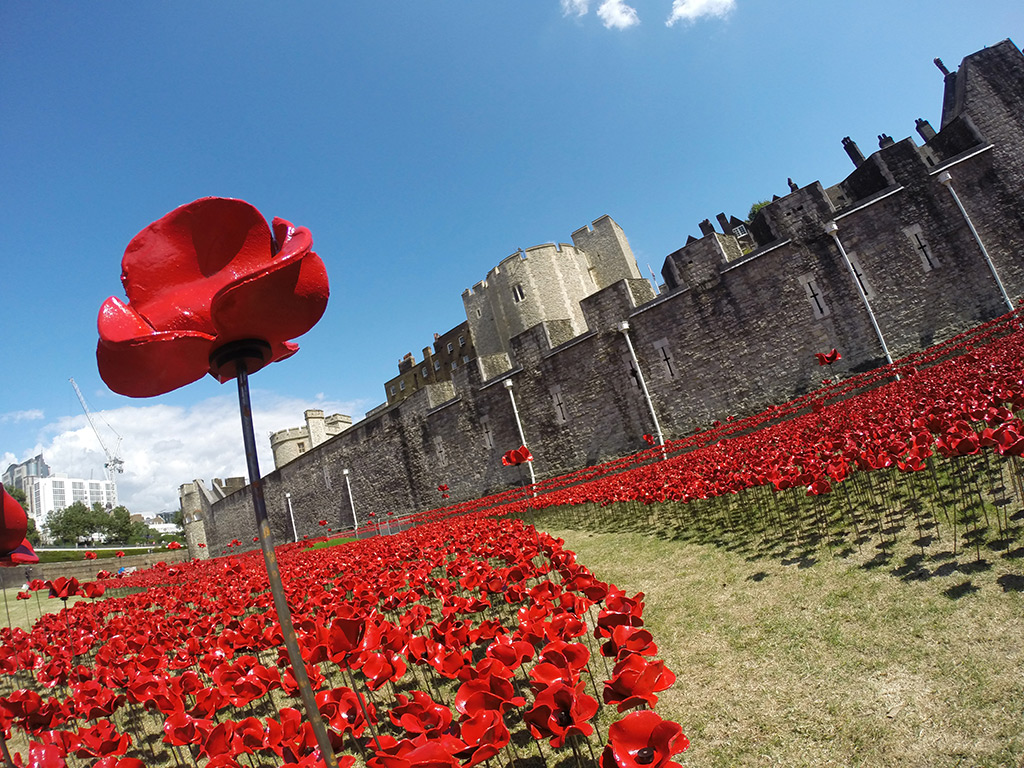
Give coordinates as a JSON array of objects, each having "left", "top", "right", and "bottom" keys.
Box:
[
  {"left": 0, "top": 409, "right": 45, "bottom": 424},
  {"left": 666, "top": 0, "right": 735, "bottom": 26},
  {"left": 17, "top": 392, "right": 367, "bottom": 516},
  {"left": 597, "top": 0, "right": 640, "bottom": 28},
  {"left": 561, "top": 0, "right": 590, "bottom": 17}
]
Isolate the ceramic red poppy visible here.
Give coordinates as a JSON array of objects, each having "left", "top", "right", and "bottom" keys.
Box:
[
  {"left": 600, "top": 710, "right": 689, "bottom": 768},
  {"left": 96, "top": 197, "right": 329, "bottom": 397},
  {"left": 0, "top": 486, "right": 38, "bottom": 566},
  {"left": 502, "top": 446, "right": 533, "bottom": 466},
  {"left": 815, "top": 348, "right": 841, "bottom": 365}
]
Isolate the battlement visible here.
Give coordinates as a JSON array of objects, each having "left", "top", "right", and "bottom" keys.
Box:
[{"left": 269, "top": 426, "right": 308, "bottom": 446}]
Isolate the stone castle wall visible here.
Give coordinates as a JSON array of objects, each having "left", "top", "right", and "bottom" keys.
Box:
[{"left": 197, "top": 40, "right": 1024, "bottom": 554}]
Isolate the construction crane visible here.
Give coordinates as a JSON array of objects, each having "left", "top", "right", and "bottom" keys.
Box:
[{"left": 69, "top": 377, "right": 124, "bottom": 482}]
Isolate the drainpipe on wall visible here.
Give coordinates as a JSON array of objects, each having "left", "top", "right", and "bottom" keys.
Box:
[
  {"left": 343, "top": 469, "right": 358, "bottom": 536},
  {"left": 617, "top": 320, "right": 665, "bottom": 451},
  {"left": 937, "top": 170, "right": 1015, "bottom": 312},
  {"left": 503, "top": 378, "right": 537, "bottom": 487},
  {"left": 285, "top": 492, "right": 298, "bottom": 543},
  {"left": 824, "top": 221, "right": 895, "bottom": 366}
]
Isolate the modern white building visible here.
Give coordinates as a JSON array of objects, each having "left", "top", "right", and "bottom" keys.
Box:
[{"left": 24, "top": 475, "right": 118, "bottom": 541}]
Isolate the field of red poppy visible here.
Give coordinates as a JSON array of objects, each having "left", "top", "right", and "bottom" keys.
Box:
[{"left": 2, "top": 309, "right": 1024, "bottom": 767}]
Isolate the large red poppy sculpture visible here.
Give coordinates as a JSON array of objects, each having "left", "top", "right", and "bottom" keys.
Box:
[
  {"left": 94, "top": 197, "right": 338, "bottom": 767},
  {"left": 0, "top": 485, "right": 39, "bottom": 567}
]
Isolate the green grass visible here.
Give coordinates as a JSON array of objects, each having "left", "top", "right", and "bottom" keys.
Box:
[
  {"left": 535, "top": 464, "right": 1024, "bottom": 768},
  {"left": 32, "top": 546, "right": 158, "bottom": 563},
  {"left": 306, "top": 536, "right": 357, "bottom": 550}
]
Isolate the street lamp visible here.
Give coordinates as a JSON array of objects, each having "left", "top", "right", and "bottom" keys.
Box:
[
  {"left": 343, "top": 469, "right": 358, "bottom": 536},
  {"left": 824, "top": 220, "right": 894, "bottom": 366},
  {"left": 617, "top": 320, "right": 665, "bottom": 450},
  {"left": 937, "top": 171, "right": 1014, "bottom": 312},
  {"left": 503, "top": 378, "right": 536, "bottom": 486}
]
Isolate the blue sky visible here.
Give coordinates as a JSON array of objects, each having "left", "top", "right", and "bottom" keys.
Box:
[{"left": 1, "top": 1, "right": 1021, "bottom": 514}]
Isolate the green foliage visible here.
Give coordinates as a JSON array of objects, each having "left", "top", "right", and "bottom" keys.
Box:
[
  {"left": 105, "top": 506, "right": 134, "bottom": 544},
  {"left": 45, "top": 501, "right": 109, "bottom": 545},
  {"left": 25, "top": 517, "right": 40, "bottom": 547},
  {"left": 44, "top": 501, "right": 155, "bottom": 545},
  {"left": 747, "top": 199, "right": 771, "bottom": 221}
]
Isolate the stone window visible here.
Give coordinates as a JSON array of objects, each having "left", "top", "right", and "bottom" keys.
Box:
[
  {"left": 550, "top": 385, "right": 568, "bottom": 424},
  {"left": 799, "top": 274, "right": 830, "bottom": 319},
  {"left": 399, "top": 381, "right": 406, "bottom": 391},
  {"left": 390, "top": 386, "right": 396, "bottom": 396},
  {"left": 845, "top": 251, "right": 875, "bottom": 300},
  {"left": 434, "top": 436, "right": 446, "bottom": 465},
  {"left": 480, "top": 416, "right": 494, "bottom": 449},
  {"left": 652, "top": 338, "right": 675, "bottom": 378},
  {"left": 451, "top": 360, "right": 458, "bottom": 370},
  {"left": 623, "top": 354, "right": 642, "bottom": 389},
  {"left": 512, "top": 284, "right": 526, "bottom": 303},
  {"left": 462, "top": 355, "right": 470, "bottom": 364},
  {"left": 434, "top": 359, "right": 441, "bottom": 371},
  {"left": 903, "top": 224, "right": 939, "bottom": 272},
  {"left": 297, "top": 442, "right": 306, "bottom": 453},
  {"left": 447, "top": 342, "right": 454, "bottom": 353},
  {"left": 732, "top": 224, "right": 748, "bottom": 237},
  {"left": 458, "top": 335, "right": 466, "bottom": 347}
]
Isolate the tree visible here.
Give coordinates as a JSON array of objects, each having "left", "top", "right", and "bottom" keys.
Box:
[
  {"left": 45, "top": 501, "right": 108, "bottom": 545},
  {"left": 25, "top": 517, "right": 40, "bottom": 547},
  {"left": 748, "top": 199, "right": 771, "bottom": 221},
  {"left": 104, "top": 506, "right": 134, "bottom": 545},
  {"left": 128, "top": 520, "right": 159, "bottom": 545}
]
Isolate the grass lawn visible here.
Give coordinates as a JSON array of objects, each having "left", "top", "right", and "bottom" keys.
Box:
[
  {"left": 0, "top": 587, "right": 91, "bottom": 632},
  {"left": 545, "top": 525, "right": 1024, "bottom": 768}
]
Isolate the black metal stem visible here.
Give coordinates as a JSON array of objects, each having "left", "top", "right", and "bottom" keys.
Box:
[{"left": 235, "top": 362, "right": 339, "bottom": 768}]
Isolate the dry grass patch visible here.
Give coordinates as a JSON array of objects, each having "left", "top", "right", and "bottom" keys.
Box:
[{"left": 545, "top": 527, "right": 1024, "bottom": 767}]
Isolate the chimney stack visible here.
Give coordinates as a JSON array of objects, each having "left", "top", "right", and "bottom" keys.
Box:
[
  {"left": 698, "top": 219, "right": 716, "bottom": 237},
  {"left": 878, "top": 133, "right": 894, "bottom": 148},
  {"left": 842, "top": 136, "right": 865, "bottom": 167},
  {"left": 915, "top": 118, "right": 936, "bottom": 141},
  {"left": 716, "top": 213, "right": 730, "bottom": 232},
  {"left": 933, "top": 58, "right": 950, "bottom": 76}
]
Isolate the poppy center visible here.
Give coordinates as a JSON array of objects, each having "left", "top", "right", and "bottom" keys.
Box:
[
  {"left": 554, "top": 708, "right": 573, "bottom": 727},
  {"left": 636, "top": 747, "right": 655, "bottom": 765}
]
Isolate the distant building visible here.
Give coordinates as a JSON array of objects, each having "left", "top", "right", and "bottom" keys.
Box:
[
  {"left": 384, "top": 321, "right": 476, "bottom": 406},
  {"left": 270, "top": 409, "right": 352, "bottom": 469},
  {"left": 2, "top": 454, "right": 51, "bottom": 492},
  {"left": 24, "top": 475, "right": 117, "bottom": 543}
]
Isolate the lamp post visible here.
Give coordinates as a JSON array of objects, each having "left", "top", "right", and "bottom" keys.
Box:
[
  {"left": 617, "top": 320, "right": 665, "bottom": 450},
  {"left": 503, "top": 378, "right": 536, "bottom": 486},
  {"left": 824, "top": 221, "right": 894, "bottom": 366},
  {"left": 343, "top": 468, "right": 358, "bottom": 536},
  {"left": 285, "top": 492, "right": 297, "bottom": 543},
  {"left": 937, "top": 170, "right": 1014, "bottom": 312}
]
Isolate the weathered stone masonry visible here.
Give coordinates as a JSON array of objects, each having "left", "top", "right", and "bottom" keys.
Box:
[{"left": 193, "top": 41, "right": 1024, "bottom": 554}]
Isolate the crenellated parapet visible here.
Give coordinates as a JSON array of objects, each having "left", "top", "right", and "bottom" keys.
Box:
[{"left": 463, "top": 216, "right": 643, "bottom": 381}]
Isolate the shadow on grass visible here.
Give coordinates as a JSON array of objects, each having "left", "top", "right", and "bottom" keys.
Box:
[
  {"left": 996, "top": 573, "right": 1024, "bottom": 592},
  {"left": 942, "top": 580, "right": 980, "bottom": 599}
]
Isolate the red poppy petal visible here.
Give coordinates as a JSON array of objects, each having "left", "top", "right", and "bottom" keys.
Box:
[
  {"left": 209, "top": 226, "right": 328, "bottom": 346},
  {"left": 97, "top": 329, "right": 214, "bottom": 398},
  {"left": 120, "top": 197, "right": 272, "bottom": 329}
]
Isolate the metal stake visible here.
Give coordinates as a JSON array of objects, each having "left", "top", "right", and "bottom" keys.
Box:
[{"left": 234, "top": 360, "right": 339, "bottom": 768}]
